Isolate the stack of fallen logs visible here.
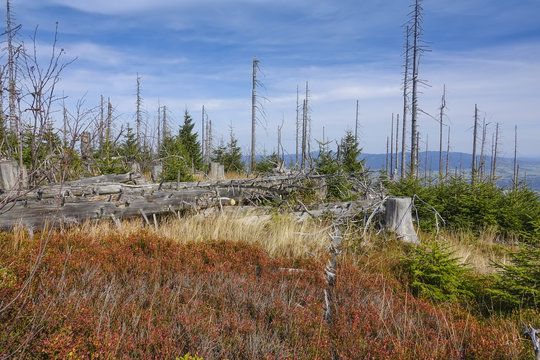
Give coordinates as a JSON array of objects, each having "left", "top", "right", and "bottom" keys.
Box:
[
  {"left": 0, "top": 171, "right": 421, "bottom": 244},
  {"left": 0, "top": 171, "right": 349, "bottom": 230}
]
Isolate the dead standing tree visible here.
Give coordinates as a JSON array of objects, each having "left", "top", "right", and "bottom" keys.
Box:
[
  {"left": 438, "top": 85, "right": 446, "bottom": 181},
  {"left": 471, "top": 104, "right": 479, "bottom": 183},
  {"left": 250, "top": 57, "right": 259, "bottom": 172},
  {"left": 21, "top": 23, "right": 75, "bottom": 186},
  {"left": 401, "top": 25, "right": 410, "bottom": 179},
  {"left": 407, "top": 0, "right": 427, "bottom": 178},
  {"left": 135, "top": 73, "right": 143, "bottom": 150}
]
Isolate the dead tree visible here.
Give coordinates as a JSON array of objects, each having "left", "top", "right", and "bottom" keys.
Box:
[
  {"left": 162, "top": 105, "right": 168, "bottom": 141},
  {"left": 386, "top": 136, "right": 390, "bottom": 173},
  {"left": 355, "top": 99, "right": 359, "bottom": 143},
  {"left": 6, "top": 0, "right": 20, "bottom": 136},
  {"left": 445, "top": 127, "right": 450, "bottom": 179},
  {"left": 408, "top": 0, "right": 426, "bottom": 178},
  {"left": 471, "top": 104, "right": 479, "bottom": 183},
  {"left": 22, "top": 23, "right": 74, "bottom": 186},
  {"left": 479, "top": 117, "right": 487, "bottom": 179},
  {"left": 201, "top": 105, "right": 205, "bottom": 162},
  {"left": 513, "top": 125, "right": 518, "bottom": 190},
  {"left": 301, "top": 99, "right": 307, "bottom": 169},
  {"left": 491, "top": 123, "right": 499, "bottom": 183},
  {"left": 401, "top": 25, "right": 411, "bottom": 179},
  {"left": 250, "top": 57, "right": 259, "bottom": 171},
  {"left": 304, "top": 81, "right": 312, "bottom": 168},
  {"left": 438, "top": 85, "right": 446, "bottom": 180},
  {"left": 390, "top": 114, "right": 394, "bottom": 178},
  {"left": 395, "top": 114, "right": 400, "bottom": 179},
  {"left": 296, "top": 85, "right": 300, "bottom": 168},
  {"left": 424, "top": 134, "right": 428, "bottom": 180},
  {"left": 136, "top": 73, "right": 142, "bottom": 148}
]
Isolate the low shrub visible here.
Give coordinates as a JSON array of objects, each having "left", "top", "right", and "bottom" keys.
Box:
[
  {"left": 386, "top": 176, "right": 540, "bottom": 241},
  {"left": 487, "top": 245, "right": 540, "bottom": 312},
  {"left": 399, "top": 240, "right": 473, "bottom": 303}
]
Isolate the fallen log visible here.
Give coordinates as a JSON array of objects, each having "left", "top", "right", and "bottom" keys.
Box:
[
  {"left": 0, "top": 171, "right": 387, "bottom": 232},
  {"left": 0, "top": 187, "right": 242, "bottom": 230}
]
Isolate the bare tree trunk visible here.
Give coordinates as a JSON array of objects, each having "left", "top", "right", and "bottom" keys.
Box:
[
  {"left": 479, "top": 117, "right": 487, "bottom": 180},
  {"left": 513, "top": 125, "right": 518, "bottom": 190},
  {"left": 201, "top": 105, "right": 205, "bottom": 162},
  {"left": 136, "top": 73, "right": 142, "bottom": 148},
  {"left": 99, "top": 95, "right": 105, "bottom": 156},
  {"left": 424, "top": 134, "right": 428, "bottom": 180},
  {"left": 7, "top": 0, "right": 18, "bottom": 136},
  {"left": 157, "top": 104, "right": 161, "bottom": 152},
  {"left": 395, "top": 114, "right": 400, "bottom": 180},
  {"left": 162, "top": 105, "right": 167, "bottom": 141},
  {"left": 401, "top": 26, "right": 410, "bottom": 179},
  {"left": 386, "top": 136, "right": 389, "bottom": 174},
  {"left": 472, "top": 104, "right": 478, "bottom": 183},
  {"left": 445, "top": 127, "right": 450, "bottom": 180},
  {"left": 63, "top": 103, "right": 68, "bottom": 147},
  {"left": 301, "top": 96, "right": 307, "bottom": 170},
  {"left": 208, "top": 119, "right": 213, "bottom": 160},
  {"left": 439, "top": 85, "right": 446, "bottom": 180},
  {"left": 410, "top": 0, "right": 423, "bottom": 178},
  {"left": 250, "top": 57, "right": 259, "bottom": 172},
  {"left": 355, "top": 99, "right": 359, "bottom": 143},
  {"left": 305, "top": 82, "right": 312, "bottom": 167},
  {"left": 492, "top": 123, "right": 499, "bottom": 183},
  {"left": 295, "top": 85, "right": 299, "bottom": 168},
  {"left": 106, "top": 98, "right": 112, "bottom": 144},
  {"left": 390, "top": 113, "right": 394, "bottom": 179}
]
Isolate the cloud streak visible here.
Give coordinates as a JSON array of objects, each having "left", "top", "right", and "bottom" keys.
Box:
[{"left": 7, "top": 0, "right": 540, "bottom": 156}]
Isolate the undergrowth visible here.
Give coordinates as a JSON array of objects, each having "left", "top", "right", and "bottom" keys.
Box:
[{"left": 0, "top": 220, "right": 535, "bottom": 359}]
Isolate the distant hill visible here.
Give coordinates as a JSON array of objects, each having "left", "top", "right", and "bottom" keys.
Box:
[{"left": 272, "top": 151, "right": 540, "bottom": 191}]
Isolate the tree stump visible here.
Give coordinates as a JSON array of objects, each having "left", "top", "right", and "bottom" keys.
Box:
[
  {"left": 151, "top": 163, "right": 163, "bottom": 182},
  {"left": 385, "top": 196, "right": 419, "bottom": 244},
  {"left": 0, "top": 160, "right": 28, "bottom": 191},
  {"left": 210, "top": 162, "right": 225, "bottom": 180}
]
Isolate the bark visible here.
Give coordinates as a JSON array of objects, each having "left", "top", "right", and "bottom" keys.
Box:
[{"left": 385, "top": 196, "right": 418, "bottom": 243}]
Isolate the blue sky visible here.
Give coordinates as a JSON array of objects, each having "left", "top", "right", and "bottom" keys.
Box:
[{"left": 8, "top": 0, "right": 540, "bottom": 157}]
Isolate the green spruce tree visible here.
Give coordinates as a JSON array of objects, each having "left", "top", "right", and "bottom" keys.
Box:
[
  {"left": 159, "top": 133, "right": 193, "bottom": 182},
  {"left": 179, "top": 110, "right": 203, "bottom": 170},
  {"left": 119, "top": 124, "right": 139, "bottom": 164},
  {"left": 212, "top": 127, "right": 245, "bottom": 173},
  {"left": 341, "top": 130, "right": 365, "bottom": 174}
]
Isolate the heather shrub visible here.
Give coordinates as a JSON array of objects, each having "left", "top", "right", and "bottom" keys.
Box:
[
  {"left": 177, "top": 353, "right": 204, "bottom": 360},
  {"left": 0, "top": 226, "right": 532, "bottom": 359}
]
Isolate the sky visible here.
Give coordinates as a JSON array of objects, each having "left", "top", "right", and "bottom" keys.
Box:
[{"left": 6, "top": 0, "right": 540, "bottom": 158}]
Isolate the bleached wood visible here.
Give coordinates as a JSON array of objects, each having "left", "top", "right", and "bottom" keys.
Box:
[{"left": 385, "top": 196, "right": 419, "bottom": 243}]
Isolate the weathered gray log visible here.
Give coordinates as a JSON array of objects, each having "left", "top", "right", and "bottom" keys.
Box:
[
  {"left": 293, "top": 200, "right": 372, "bottom": 220},
  {"left": 0, "top": 171, "right": 378, "bottom": 230},
  {"left": 0, "top": 187, "right": 244, "bottom": 230},
  {"left": 0, "top": 172, "right": 318, "bottom": 203},
  {"left": 75, "top": 172, "right": 144, "bottom": 185},
  {"left": 385, "top": 196, "right": 419, "bottom": 243}
]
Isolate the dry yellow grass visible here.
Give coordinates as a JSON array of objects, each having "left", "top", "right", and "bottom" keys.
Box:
[
  {"left": 426, "top": 228, "right": 510, "bottom": 274},
  {"left": 73, "top": 208, "right": 330, "bottom": 258}
]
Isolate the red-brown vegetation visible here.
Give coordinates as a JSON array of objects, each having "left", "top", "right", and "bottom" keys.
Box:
[{"left": 0, "top": 230, "right": 531, "bottom": 359}]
